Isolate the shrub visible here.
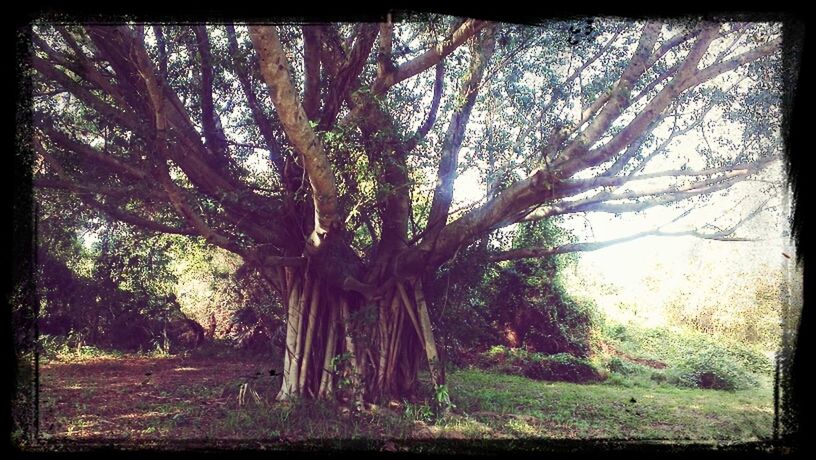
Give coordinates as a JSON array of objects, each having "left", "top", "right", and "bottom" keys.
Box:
[
  {"left": 606, "top": 323, "right": 629, "bottom": 342},
  {"left": 426, "top": 220, "right": 598, "bottom": 365},
  {"left": 476, "top": 347, "right": 604, "bottom": 383},
  {"left": 522, "top": 353, "right": 604, "bottom": 383},
  {"left": 38, "top": 333, "right": 123, "bottom": 361},
  {"left": 601, "top": 321, "right": 773, "bottom": 378},
  {"left": 724, "top": 345, "right": 774, "bottom": 375},
  {"left": 667, "top": 348, "right": 759, "bottom": 391},
  {"left": 650, "top": 371, "right": 667, "bottom": 384},
  {"left": 606, "top": 356, "right": 642, "bottom": 376}
]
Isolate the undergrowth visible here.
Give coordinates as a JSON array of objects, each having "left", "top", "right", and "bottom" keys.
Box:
[{"left": 595, "top": 321, "right": 772, "bottom": 392}]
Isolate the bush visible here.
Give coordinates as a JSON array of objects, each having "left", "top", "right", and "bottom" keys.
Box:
[
  {"left": 650, "top": 371, "right": 667, "bottom": 384},
  {"left": 606, "top": 324, "right": 629, "bottom": 342},
  {"left": 426, "top": 220, "right": 597, "bottom": 365},
  {"left": 606, "top": 356, "right": 643, "bottom": 376},
  {"left": 476, "top": 346, "right": 604, "bottom": 383},
  {"left": 38, "top": 333, "right": 123, "bottom": 361},
  {"left": 601, "top": 322, "right": 773, "bottom": 377},
  {"left": 523, "top": 353, "right": 604, "bottom": 383},
  {"left": 667, "top": 348, "right": 759, "bottom": 391},
  {"left": 725, "top": 346, "right": 774, "bottom": 375},
  {"left": 598, "top": 321, "right": 771, "bottom": 390}
]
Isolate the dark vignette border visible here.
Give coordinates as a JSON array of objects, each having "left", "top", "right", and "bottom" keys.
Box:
[
  {"left": 10, "top": 10, "right": 38, "bottom": 454},
  {"left": 7, "top": 3, "right": 810, "bottom": 458}
]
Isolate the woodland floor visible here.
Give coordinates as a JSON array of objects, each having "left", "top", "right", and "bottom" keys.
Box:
[{"left": 35, "top": 349, "right": 776, "bottom": 451}]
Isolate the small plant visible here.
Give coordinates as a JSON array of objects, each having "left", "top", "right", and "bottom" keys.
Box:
[
  {"left": 606, "top": 357, "right": 647, "bottom": 376},
  {"left": 432, "top": 384, "right": 455, "bottom": 416},
  {"left": 149, "top": 328, "right": 172, "bottom": 357},
  {"left": 605, "top": 323, "right": 629, "bottom": 342},
  {"left": 403, "top": 401, "right": 434, "bottom": 423}
]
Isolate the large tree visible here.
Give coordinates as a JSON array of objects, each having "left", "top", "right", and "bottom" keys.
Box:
[{"left": 29, "top": 17, "right": 784, "bottom": 404}]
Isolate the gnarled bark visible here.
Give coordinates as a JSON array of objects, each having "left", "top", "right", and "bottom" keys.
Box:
[{"left": 274, "top": 262, "right": 446, "bottom": 403}]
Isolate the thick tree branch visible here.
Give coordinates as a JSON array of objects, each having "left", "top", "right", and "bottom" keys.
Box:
[
  {"left": 47, "top": 27, "right": 135, "bottom": 114},
  {"left": 31, "top": 55, "right": 144, "bottom": 135},
  {"left": 226, "top": 24, "right": 287, "bottom": 177},
  {"left": 194, "top": 25, "right": 230, "bottom": 159},
  {"left": 606, "top": 74, "right": 747, "bottom": 178},
  {"left": 522, "top": 156, "right": 777, "bottom": 221},
  {"left": 302, "top": 25, "right": 322, "bottom": 121},
  {"left": 552, "top": 21, "right": 665, "bottom": 167},
  {"left": 34, "top": 138, "right": 194, "bottom": 236},
  {"left": 684, "top": 36, "right": 782, "bottom": 89},
  {"left": 348, "top": 91, "right": 410, "bottom": 261},
  {"left": 555, "top": 24, "right": 722, "bottom": 178},
  {"left": 152, "top": 25, "right": 168, "bottom": 79},
  {"left": 602, "top": 113, "right": 670, "bottom": 178},
  {"left": 377, "top": 16, "right": 394, "bottom": 81},
  {"left": 249, "top": 25, "right": 341, "bottom": 243},
  {"left": 500, "top": 31, "right": 622, "bottom": 161},
  {"left": 36, "top": 119, "right": 149, "bottom": 181},
  {"left": 141, "top": 66, "right": 246, "bottom": 256},
  {"left": 423, "top": 25, "right": 496, "bottom": 245},
  {"left": 402, "top": 61, "right": 444, "bottom": 153},
  {"left": 74, "top": 27, "right": 287, "bottom": 253},
  {"left": 315, "top": 24, "right": 346, "bottom": 76},
  {"left": 493, "top": 200, "right": 769, "bottom": 262},
  {"left": 372, "top": 19, "right": 489, "bottom": 94},
  {"left": 562, "top": 30, "right": 779, "bottom": 181},
  {"left": 318, "top": 23, "right": 379, "bottom": 132},
  {"left": 84, "top": 26, "right": 243, "bottom": 197},
  {"left": 395, "top": 167, "right": 561, "bottom": 277}
]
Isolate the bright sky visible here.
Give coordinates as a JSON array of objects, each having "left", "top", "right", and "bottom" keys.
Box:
[
  {"left": 446, "top": 18, "right": 793, "bottom": 327},
  {"left": 451, "top": 159, "right": 795, "bottom": 328}
]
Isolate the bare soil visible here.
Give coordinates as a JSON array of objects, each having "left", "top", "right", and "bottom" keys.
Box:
[{"left": 39, "top": 354, "right": 273, "bottom": 440}]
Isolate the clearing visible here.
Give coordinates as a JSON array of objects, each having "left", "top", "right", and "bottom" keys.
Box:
[{"left": 37, "top": 352, "right": 775, "bottom": 447}]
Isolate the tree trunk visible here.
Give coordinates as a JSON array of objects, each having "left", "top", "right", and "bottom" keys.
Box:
[{"left": 274, "top": 265, "right": 445, "bottom": 404}]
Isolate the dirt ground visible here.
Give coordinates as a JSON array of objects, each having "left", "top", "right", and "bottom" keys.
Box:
[{"left": 39, "top": 355, "right": 276, "bottom": 440}]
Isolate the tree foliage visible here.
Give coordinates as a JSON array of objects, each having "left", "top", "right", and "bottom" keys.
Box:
[{"left": 427, "top": 219, "right": 596, "bottom": 362}]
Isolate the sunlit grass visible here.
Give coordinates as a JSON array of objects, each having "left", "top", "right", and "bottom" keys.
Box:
[
  {"left": 447, "top": 368, "right": 773, "bottom": 441},
  {"left": 43, "top": 366, "right": 773, "bottom": 442},
  {"left": 39, "top": 320, "right": 775, "bottom": 446}
]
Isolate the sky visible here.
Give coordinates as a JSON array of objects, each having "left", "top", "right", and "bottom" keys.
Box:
[
  {"left": 445, "top": 18, "right": 793, "bottom": 327},
  {"left": 451, "top": 156, "right": 796, "bottom": 329}
]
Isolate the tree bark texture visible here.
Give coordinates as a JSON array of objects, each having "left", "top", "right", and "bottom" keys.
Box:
[{"left": 275, "top": 266, "right": 444, "bottom": 402}]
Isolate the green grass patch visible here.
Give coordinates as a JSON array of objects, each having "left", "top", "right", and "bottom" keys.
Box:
[
  {"left": 599, "top": 322, "right": 773, "bottom": 375},
  {"left": 446, "top": 368, "right": 773, "bottom": 440},
  {"left": 38, "top": 334, "right": 125, "bottom": 362},
  {"left": 40, "top": 354, "right": 774, "bottom": 444},
  {"left": 595, "top": 322, "right": 773, "bottom": 392}
]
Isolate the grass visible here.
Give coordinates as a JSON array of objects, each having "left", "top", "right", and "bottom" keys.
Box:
[
  {"left": 37, "top": 356, "right": 774, "bottom": 446},
  {"left": 35, "top": 322, "right": 776, "bottom": 448},
  {"left": 155, "top": 388, "right": 764, "bottom": 441},
  {"left": 598, "top": 322, "right": 774, "bottom": 376},
  {"left": 446, "top": 368, "right": 773, "bottom": 440}
]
